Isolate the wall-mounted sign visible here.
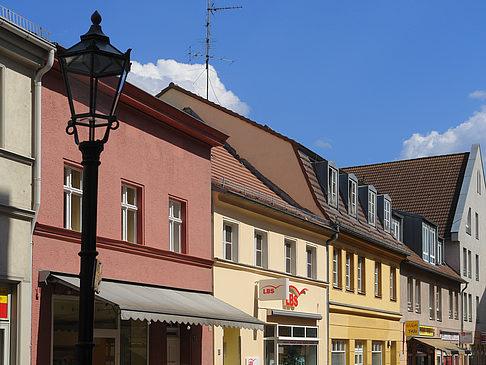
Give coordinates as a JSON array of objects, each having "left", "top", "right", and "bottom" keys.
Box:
[
  {"left": 258, "top": 278, "right": 289, "bottom": 301},
  {"left": 460, "top": 332, "right": 473, "bottom": 344},
  {"left": 246, "top": 357, "right": 260, "bottom": 365},
  {"left": 405, "top": 321, "right": 419, "bottom": 336},
  {"left": 283, "top": 285, "right": 308, "bottom": 310},
  {"left": 419, "top": 326, "right": 436, "bottom": 337},
  {"left": 481, "top": 332, "right": 486, "bottom": 345},
  {"left": 0, "top": 288, "right": 7, "bottom": 319},
  {"left": 441, "top": 331, "right": 459, "bottom": 342}
]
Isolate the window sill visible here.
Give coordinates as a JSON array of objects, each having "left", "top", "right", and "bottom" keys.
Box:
[
  {"left": 346, "top": 288, "right": 355, "bottom": 293},
  {"left": 375, "top": 294, "right": 382, "bottom": 299},
  {"left": 333, "top": 285, "right": 342, "bottom": 290},
  {"left": 358, "top": 290, "right": 366, "bottom": 295},
  {"left": 390, "top": 298, "right": 397, "bottom": 302}
]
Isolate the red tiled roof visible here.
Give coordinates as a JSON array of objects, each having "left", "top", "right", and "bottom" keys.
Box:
[
  {"left": 343, "top": 153, "right": 469, "bottom": 238},
  {"left": 404, "top": 247, "right": 463, "bottom": 282}
]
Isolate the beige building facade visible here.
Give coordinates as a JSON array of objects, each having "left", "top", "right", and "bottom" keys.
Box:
[{"left": 0, "top": 8, "right": 54, "bottom": 364}]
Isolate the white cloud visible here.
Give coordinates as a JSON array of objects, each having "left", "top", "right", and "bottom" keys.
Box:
[
  {"left": 400, "top": 105, "right": 486, "bottom": 159},
  {"left": 126, "top": 59, "right": 250, "bottom": 116},
  {"left": 469, "top": 90, "right": 486, "bottom": 100},
  {"left": 314, "top": 139, "right": 332, "bottom": 149}
]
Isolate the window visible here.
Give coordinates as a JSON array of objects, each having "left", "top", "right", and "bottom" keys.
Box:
[
  {"left": 357, "top": 256, "right": 365, "bottom": 293},
  {"left": 463, "top": 248, "right": 467, "bottom": 276},
  {"left": 466, "top": 208, "right": 471, "bottom": 235},
  {"left": 407, "top": 277, "right": 413, "bottom": 311},
  {"left": 478, "top": 170, "right": 482, "bottom": 195},
  {"left": 384, "top": 199, "right": 391, "bottom": 232},
  {"left": 306, "top": 245, "right": 316, "bottom": 279},
  {"left": 476, "top": 254, "right": 479, "bottom": 281},
  {"left": 390, "top": 267, "right": 396, "bottom": 300},
  {"left": 415, "top": 280, "right": 421, "bottom": 313},
  {"left": 331, "top": 340, "right": 346, "bottom": 365},
  {"left": 284, "top": 240, "right": 296, "bottom": 275},
  {"left": 333, "top": 248, "right": 342, "bottom": 288},
  {"left": 392, "top": 216, "right": 401, "bottom": 241},
  {"left": 223, "top": 222, "right": 238, "bottom": 261},
  {"left": 169, "top": 199, "right": 184, "bottom": 253},
  {"left": 422, "top": 223, "right": 436, "bottom": 264},
  {"left": 375, "top": 262, "right": 382, "bottom": 297},
  {"left": 437, "top": 239, "right": 444, "bottom": 265},
  {"left": 476, "top": 296, "right": 480, "bottom": 323},
  {"left": 372, "top": 342, "right": 382, "bottom": 365},
  {"left": 429, "top": 284, "right": 435, "bottom": 320},
  {"left": 349, "top": 179, "right": 357, "bottom": 217},
  {"left": 64, "top": 165, "right": 82, "bottom": 231},
  {"left": 468, "top": 250, "right": 472, "bottom": 278},
  {"left": 368, "top": 190, "right": 376, "bottom": 226},
  {"left": 436, "top": 287, "right": 441, "bottom": 321},
  {"left": 355, "top": 341, "right": 364, "bottom": 365},
  {"left": 454, "top": 291, "right": 458, "bottom": 320},
  {"left": 469, "top": 294, "right": 472, "bottom": 322},
  {"left": 449, "top": 290, "right": 453, "bottom": 319},
  {"left": 463, "top": 293, "right": 468, "bottom": 321},
  {"left": 255, "top": 230, "right": 268, "bottom": 268},
  {"left": 475, "top": 212, "right": 479, "bottom": 239},
  {"left": 329, "top": 167, "right": 338, "bottom": 207},
  {"left": 121, "top": 184, "right": 139, "bottom": 243},
  {"left": 345, "top": 252, "right": 354, "bottom": 291}
]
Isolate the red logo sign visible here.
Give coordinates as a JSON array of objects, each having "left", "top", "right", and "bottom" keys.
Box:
[
  {"left": 284, "top": 285, "right": 307, "bottom": 309},
  {"left": 262, "top": 285, "right": 284, "bottom": 295}
]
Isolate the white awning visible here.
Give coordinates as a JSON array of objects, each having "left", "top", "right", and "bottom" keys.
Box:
[{"left": 45, "top": 273, "right": 264, "bottom": 330}]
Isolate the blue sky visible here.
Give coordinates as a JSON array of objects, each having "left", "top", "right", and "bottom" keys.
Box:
[{"left": 7, "top": 1, "right": 486, "bottom": 166}]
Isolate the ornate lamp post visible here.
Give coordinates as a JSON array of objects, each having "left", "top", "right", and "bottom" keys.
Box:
[{"left": 57, "top": 11, "right": 130, "bottom": 365}]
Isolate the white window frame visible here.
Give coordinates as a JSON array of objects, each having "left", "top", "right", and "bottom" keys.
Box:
[
  {"left": 463, "top": 292, "right": 467, "bottom": 321},
  {"left": 355, "top": 341, "right": 364, "bottom": 365},
  {"left": 306, "top": 245, "right": 316, "bottom": 279},
  {"left": 349, "top": 179, "right": 357, "bottom": 218},
  {"left": 284, "top": 239, "right": 296, "bottom": 275},
  {"left": 390, "top": 267, "right": 396, "bottom": 300},
  {"left": 372, "top": 342, "right": 382, "bottom": 365},
  {"left": 468, "top": 293, "right": 472, "bottom": 322},
  {"left": 368, "top": 190, "right": 376, "bottom": 226},
  {"left": 374, "top": 262, "right": 381, "bottom": 297},
  {"left": 384, "top": 199, "right": 391, "bottom": 233},
  {"left": 454, "top": 291, "right": 458, "bottom": 320},
  {"left": 415, "top": 280, "right": 421, "bottom": 313},
  {"left": 463, "top": 248, "right": 468, "bottom": 276},
  {"left": 475, "top": 212, "right": 479, "bottom": 239},
  {"left": 332, "top": 340, "right": 346, "bottom": 365},
  {"left": 468, "top": 250, "right": 472, "bottom": 279},
  {"left": 392, "top": 217, "right": 401, "bottom": 241},
  {"left": 333, "top": 248, "right": 341, "bottom": 288},
  {"left": 436, "top": 286, "right": 441, "bottom": 321},
  {"left": 64, "top": 166, "right": 83, "bottom": 231},
  {"left": 449, "top": 290, "right": 453, "bottom": 319},
  {"left": 122, "top": 184, "right": 138, "bottom": 243},
  {"left": 357, "top": 256, "right": 364, "bottom": 293},
  {"left": 476, "top": 254, "right": 479, "bottom": 281},
  {"left": 255, "top": 230, "right": 268, "bottom": 268},
  {"left": 169, "top": 199, "right": 183, "bottom": 253},
  {"left": 429, "top": 284, "right": 435, "bottom": 320},
  {"left": 407, "top": 277, "right": 413, "bottom": 311},
  {"left": 329, "top": 167, "right": 338, "bottom": 208},
  {"left": 345, "top": 252, "right": 353, "bottom": 290},
  {"left": 466, "top": 207, "right": 471, "bottom": 235},
  {"left": 223, "top": 221, "right": 238, "bottom": 262}
]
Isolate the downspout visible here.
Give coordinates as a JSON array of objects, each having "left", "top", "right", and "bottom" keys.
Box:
[
  {"left": 30, "top": 48, "right": 55, "bottom": 356},
  {"left": 326, "top": 225, "right": 339, "bottom": 365}
]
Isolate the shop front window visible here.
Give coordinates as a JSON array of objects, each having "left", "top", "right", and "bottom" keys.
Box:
[
  {"left": 121, "top": 320, "right": 147, "bottom": 365},
  {"left": 332, "top": 340, "right": 346, "bottom": 365},
  {"left": 0, "top": 287, "right": 10, "bottom": 365},
  {"left": 278, "top": 344, "right": 317, "bottom": 365},
  {"left": 372, "top": 342, "right": 382, "bottom": 365}
]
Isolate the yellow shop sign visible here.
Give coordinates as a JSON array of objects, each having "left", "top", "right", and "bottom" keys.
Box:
[
  {"left": 405, "top": 321, "right": 419, "bottom": 336},
  {"left": 419, "top": 326, "right": 435, "bottom": 337}
]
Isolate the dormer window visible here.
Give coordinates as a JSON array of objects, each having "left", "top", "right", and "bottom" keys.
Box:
[
  {"left": 328, "top": 167, "right": 338, "bottom": 208},
  {"left": 392, "top": 215, "right": 402, "bottom": 242},
  {"left": 340, "top": 173, "right": 358, "bottom": 218},
  {"left": 358, "top": 185, "right": 377, "bottom": 227},
  {"left": 368, "top": 190, "right": 376, "bottom": 226},
  {"left": 349, "top": 179, "right": 357, "bottom": 217},
  {"left": 422, "top": 222, "right": 437, "bottom": 265},
  {"left": 377, "top": 195, "right": 391, "bottom": 233}
]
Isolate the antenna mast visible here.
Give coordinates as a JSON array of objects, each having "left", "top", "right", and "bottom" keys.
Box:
[{"left": 192, "top": 1, "right": 241, "bottom": 99}]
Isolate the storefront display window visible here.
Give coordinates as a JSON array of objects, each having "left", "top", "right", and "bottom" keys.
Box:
[
  {"left": 332, "top": 340, "right": 346, "bottom": 365},
  {"left": 0, "top": 287, "right": 10, "bottom": 365},
  {"left": 121, "top": 320, "right": 147, "bottom": 365},
  {"left": 265, "top": 340, "right": 275, "bottom": 365},
  {"left": 372, "top": 342, "right": 382, "bottom": 365},
  {"left": 278, "top": 344, "right": 317, "bottom": 365}
]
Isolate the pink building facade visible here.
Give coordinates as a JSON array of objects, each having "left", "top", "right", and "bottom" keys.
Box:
[{"left": 31, "top": 63, "right": 261, "bottom": 365}]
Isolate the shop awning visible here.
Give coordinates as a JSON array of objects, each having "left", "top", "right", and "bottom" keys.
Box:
[
  {"left": 270, "top": 309, "right": 322, "bottom": 320},
  {"left": 413, "top": 337, "right": 465, "bottom": 355},
  {"left": 44, "top": 272, "right": 264, "bottom": 330}
]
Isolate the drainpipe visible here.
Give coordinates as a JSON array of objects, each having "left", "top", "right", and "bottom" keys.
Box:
[
  {"left": 29, "top": 48, "right": 55, "bottom": 357},
  {"left": 326, "top": 225, "right": 339, "bottom": 365}
]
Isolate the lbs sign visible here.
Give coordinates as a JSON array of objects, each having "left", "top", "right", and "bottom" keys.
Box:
[
  {"left": 258, "top": 278, "right": 289, "bottom": 301},
  {"left": 283, "top": 285, "right": 308, "bottom": 310}
]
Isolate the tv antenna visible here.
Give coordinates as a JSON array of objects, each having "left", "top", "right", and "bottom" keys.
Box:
[{"left": 189, "top": 0, "right": 242, "bottom": 100}]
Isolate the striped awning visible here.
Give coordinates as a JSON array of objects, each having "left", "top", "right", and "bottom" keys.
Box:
[{"left": 45, "top": 272, "right": 264, "bottom": 330}]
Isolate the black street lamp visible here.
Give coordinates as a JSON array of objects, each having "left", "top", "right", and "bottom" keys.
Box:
[{"left": 57, "top": 11, "right": 130, "bottom": 365}]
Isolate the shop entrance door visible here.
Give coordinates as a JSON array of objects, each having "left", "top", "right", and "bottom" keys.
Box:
[
  {"left": 167, "top": 336, "right": 180, "bottom": 365},
  {"left": 0, "top": 321, "right": 9, "bottom": 365},
  {"left": 93, "top": 329, "right": 118, "bottom": 365}
]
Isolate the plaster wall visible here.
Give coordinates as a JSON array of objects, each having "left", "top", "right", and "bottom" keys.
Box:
[{"left": 160, "top": 89, "right": 322, "bottom": 217}]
